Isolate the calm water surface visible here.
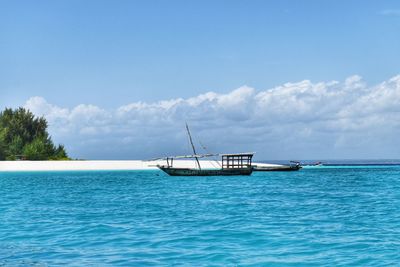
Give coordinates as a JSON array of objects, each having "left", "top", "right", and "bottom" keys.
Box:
[{"left": 1, "top": 166, "right": 400, "bottom": 266}]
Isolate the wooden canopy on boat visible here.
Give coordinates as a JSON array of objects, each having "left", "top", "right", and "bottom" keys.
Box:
[{"left": 221, "top": 153, "right": 254, "bottom": 169}]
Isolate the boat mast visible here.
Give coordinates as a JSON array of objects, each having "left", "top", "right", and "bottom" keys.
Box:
[{"left": 186, "top": 123, "right": 201, "bottom": 170}]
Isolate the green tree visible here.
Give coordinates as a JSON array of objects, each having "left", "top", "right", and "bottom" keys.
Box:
[
  {"left": 0, "top": 107, "right": 69, "bottom": 160},
  {"left": 6, "top": 136, "right": 24, "bottom": 160},
  {"left": 52, "top": 144, "right": 69, "bottom": 160},
  {"left": 0, "top": 129, "right": 6, "bottom": 160},
  {"left": 23, "top": 136, "right": 54, "bottom": 160}
]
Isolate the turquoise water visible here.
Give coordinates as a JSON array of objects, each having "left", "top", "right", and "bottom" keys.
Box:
[{"left": 1, "top": 167, "right": 400, "bottom": 266}]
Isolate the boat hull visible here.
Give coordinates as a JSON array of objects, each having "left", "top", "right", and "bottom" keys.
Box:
[
  {"left": 158, "top": 166, "right": 253, "bottom": 176},
  {"left": 253, "top": 165, "right": 301, "bottom": 171}
]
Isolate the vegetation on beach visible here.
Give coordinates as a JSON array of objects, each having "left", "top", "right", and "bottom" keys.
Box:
[{"left": 0, "top": 107, "right": 69, "bottom": 160}]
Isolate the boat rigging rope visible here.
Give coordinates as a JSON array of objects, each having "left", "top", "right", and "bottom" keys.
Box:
[{"left": 198, "top": 140, "right": 221, "bottom": 168}]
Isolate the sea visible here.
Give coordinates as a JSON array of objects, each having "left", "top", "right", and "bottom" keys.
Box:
[{"left": 1, "top": 163, "right": 400, "bottom": 266}]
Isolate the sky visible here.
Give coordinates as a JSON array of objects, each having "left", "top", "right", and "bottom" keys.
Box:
[{"left": 1, "top": 0, "right": 400, "bottom": 160}]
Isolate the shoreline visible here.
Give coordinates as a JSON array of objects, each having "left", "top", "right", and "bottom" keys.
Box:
[{"left": 0, "top": 160, "right": 283, "bottom": 172}]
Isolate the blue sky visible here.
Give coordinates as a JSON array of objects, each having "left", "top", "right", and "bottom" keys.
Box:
[{"left": 1, "top": 1, "right": 400, "bottom": 159}]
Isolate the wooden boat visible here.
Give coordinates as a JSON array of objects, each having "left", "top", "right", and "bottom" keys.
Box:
[
  {"left": 158, "top": 153, "right": 254, "bottom": 176},
  {"left": 158, "top": 167, "right": 253, "bottom": 176},
  {"left": 156, "top": 124, "right": 254, "bottom": 176}
]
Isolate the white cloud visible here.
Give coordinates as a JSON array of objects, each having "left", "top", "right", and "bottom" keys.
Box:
[
  {"left": 23, "top": 75, "right": 400, "bottom": 159},
  {"left": 25, "top": 96, "right": 69, "bottom": 121}
]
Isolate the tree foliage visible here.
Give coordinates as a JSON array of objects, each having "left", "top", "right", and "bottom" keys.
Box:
[{"left": 0, "top": 107, "right": 69, "bottom": 160}]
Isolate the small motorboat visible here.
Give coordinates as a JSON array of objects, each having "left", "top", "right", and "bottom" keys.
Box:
[{"left": 253, "top": 161, "right": 301, "bottom": 171}]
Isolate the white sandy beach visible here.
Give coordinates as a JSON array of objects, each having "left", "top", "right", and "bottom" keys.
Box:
[{"left": 0, "top": 160, "right": 283, "bottom": 172}]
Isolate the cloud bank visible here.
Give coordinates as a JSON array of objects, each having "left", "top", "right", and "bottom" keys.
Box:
[{"left": 24, "top": 75, "right": 400, "bottom": 159}]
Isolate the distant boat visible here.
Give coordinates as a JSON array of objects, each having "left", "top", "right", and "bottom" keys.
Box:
[
  {"left": 156, "top": 124, "right": 254, "bottom": 176},
  {"left": 253, "top": 161, "right": 301, "bottom": 171}
]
